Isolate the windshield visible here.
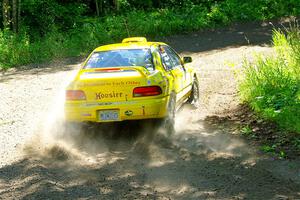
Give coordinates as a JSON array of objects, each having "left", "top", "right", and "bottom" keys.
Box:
[{"left": 84, "top": 48, "right": 154, "bottom": 70}]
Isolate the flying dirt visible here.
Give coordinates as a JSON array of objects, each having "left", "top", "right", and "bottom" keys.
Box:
[{"left": 0, "top": 21, "right": 300, "bottom": 199}]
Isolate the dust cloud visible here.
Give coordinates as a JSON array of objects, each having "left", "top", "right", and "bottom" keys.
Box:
[
  {"left": 21, "top": 64, "right": 251, "bottom": 168},
  {"left": 23, "top": 89, "right": 251, "bottom": 168},
  {"left": 21, "top": 69, "right": 91, "bottom": 163},
  {"left": 22, "top": 74, "right": 162, "bottom": 165},
  {"left": 173, "top": 101, "right": 253, "bottom": 160}
]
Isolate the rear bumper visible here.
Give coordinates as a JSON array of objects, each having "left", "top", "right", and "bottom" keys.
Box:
[{"left": 64, "top": 97, "right": 169, "bottom": 122}]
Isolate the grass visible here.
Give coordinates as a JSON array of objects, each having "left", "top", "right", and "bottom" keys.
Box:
[
  {"left": 239, "top": 24, "right": 300, "bottom": 134},
  {"left": 0, "top": 7, "right": 212, "bottom": 70},
  {"left": 1, "top": 0, "right": 300, "bottom": 70}
]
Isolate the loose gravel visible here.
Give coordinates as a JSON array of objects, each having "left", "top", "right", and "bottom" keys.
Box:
[{"left": 1, "top": 21, "right": 300, "bottom": 199}]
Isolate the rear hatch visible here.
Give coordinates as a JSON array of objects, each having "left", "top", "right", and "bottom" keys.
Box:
[{"left": 72, "top": 67, "right": 150, "bottom": 102}]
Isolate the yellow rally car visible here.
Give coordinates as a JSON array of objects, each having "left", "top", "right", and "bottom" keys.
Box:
[{"left": 65, "top": 37, "right": 199, "bottom": 134}]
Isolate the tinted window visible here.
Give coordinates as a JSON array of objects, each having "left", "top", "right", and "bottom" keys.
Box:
[
  {"left": 84, "top": 49, "right": 154, "bottom": 71},
  {"left": 159, "top": 46, "right": 174, "bottom": 70},
  {"left": 165, "top": 47, "right": 181, "bottom": 67}
]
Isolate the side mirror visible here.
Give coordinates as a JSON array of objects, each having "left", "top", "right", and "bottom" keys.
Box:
[{"left": 183, "top": 56, "right": 192, "bottom": 64}]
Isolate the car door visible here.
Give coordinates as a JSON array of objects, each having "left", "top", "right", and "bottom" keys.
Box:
[
  {"left": 166, "top": 46, "right": 194, "bottom": 97},
  {"left": 168, "top": 47, "right": 193, "bottom": 85},
  {"left": 159, "top": 45, "right": 185, "bottom": 101}
]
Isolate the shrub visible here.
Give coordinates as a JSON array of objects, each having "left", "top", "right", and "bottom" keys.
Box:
[
  {"left": 239, "top": 25, "right": 300, "bottom": 133},
  {"left": 0, "top": 0, "right": 299, "bottom": 69}
]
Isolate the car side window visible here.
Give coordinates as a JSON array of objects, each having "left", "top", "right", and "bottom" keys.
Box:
[
  {"left": 164, "top": 46, "right": 182, "bottom": 67},
  {"left": 159, "top": 46, "right": 174, "bottom": 71}
]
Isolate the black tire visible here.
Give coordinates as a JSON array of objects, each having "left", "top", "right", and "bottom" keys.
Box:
[
  {"left": 163, "top": 94, "right": 176, "bottom": 136},
  {"left": 187, "top": 77, "right": 200, "bottom": 108}
]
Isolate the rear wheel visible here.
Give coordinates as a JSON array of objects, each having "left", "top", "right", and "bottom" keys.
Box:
[
  {"left": 187, "top": 77, "right": 200, "bottom": 108},
  {"left": 162, "top": 94, "right": 176, "bottom": 136}
]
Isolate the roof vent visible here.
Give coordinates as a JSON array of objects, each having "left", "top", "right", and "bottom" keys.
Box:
[{"left": 122, "top": 37, "right": 147, "bottom": 43}]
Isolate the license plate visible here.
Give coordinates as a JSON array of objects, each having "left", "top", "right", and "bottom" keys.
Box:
[{"left": 99, "top": 110, "right": 120, "bottom": 121}]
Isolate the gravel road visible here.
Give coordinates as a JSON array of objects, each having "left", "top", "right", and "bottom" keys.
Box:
[{"left": 0, "top": 20, "right": 300, "bottom": 199}]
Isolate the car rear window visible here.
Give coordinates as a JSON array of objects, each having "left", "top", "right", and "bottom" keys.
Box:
[{"left": 84, "top": 48, "right": 154, "bottom": 71}]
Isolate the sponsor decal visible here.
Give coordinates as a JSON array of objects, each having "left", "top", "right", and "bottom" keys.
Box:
[
  {"left": 124, "top": 110, "right": 133, "bottom": 116},
  {"left": 83, "top": 101, "right": 139, "bottom": 107},
  {"left": 96, "top": 92, "right": 123, "bottom": 100},
  {"left": 78, "top": 81, "right": 140, "bottom": 87}
]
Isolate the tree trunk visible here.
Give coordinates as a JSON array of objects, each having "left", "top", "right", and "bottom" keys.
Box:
[
  {"left": 12, "top": 0, "right": 17, "bottom": 32},
  {"left": 152, "top": 0, "right": 159, "bottom": 8},
  {"left": 113, "top": 0, "right": 119, "bottom": 11},
  {"left": 99, "top": 0, "right": 103, "bottom": 14},
  {"left": 95, "top": 0, "right": 99, "bottom": 16},
  {"left": 2, "top": 0, "right": 11, "bottom": 29},
  {"left": 18, "top": 0, "right": 21, "bottom": 32},
  {"left": 156, "top": 0, "right": 161, "bottom": 8}
]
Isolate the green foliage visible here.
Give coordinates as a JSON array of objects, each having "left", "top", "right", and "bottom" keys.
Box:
[
  {"left": 0, "top": 0, "right": 300, "bottom": 69},
  {"left": 260, "top": 144, "right": 287, "bottom": 159},
  {"left": 239, "top": 26, "right": 300, "bottom": 133},
  {"left": 223, "top": 0, "right": 300, "bottom": 20},
  {"left": 241, "top": 125, "right": 253, "bottom": 136},
  {"left": 261, "top": 144, "right": 276, "bottom": 153},
  {"left": 22, "top": 0, "right": 87, "bottom": 38},
  {"left": 0, "top": 6, "right": 213, "bottom": 69},
  {"left": 0, "top": 24, "right": 112, "bottom": 69}
]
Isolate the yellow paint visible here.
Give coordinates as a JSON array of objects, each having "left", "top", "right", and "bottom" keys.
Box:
[{"left": 65, "top": 37, "right": 197, "bottom": 122}]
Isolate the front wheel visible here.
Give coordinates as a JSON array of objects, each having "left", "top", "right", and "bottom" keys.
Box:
[{"left": 187, "top": 77, "right": 200, "bottom": 108}]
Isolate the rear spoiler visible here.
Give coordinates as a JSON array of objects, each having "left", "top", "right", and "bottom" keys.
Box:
[{"left": 78, "top": 66, "right": 151, "bottom": 77}]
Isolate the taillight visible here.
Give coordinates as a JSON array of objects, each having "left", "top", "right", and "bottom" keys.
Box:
[
  {"left": 133, "top": 86, "right": 162, "bottom": 97},
  {"left": 66, "top": 90, "right": 86, "bottom": 101}
]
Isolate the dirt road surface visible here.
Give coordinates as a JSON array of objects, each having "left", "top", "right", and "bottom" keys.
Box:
[{"left": 0, "top": 20, "right": 300, "bottom": 199}]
